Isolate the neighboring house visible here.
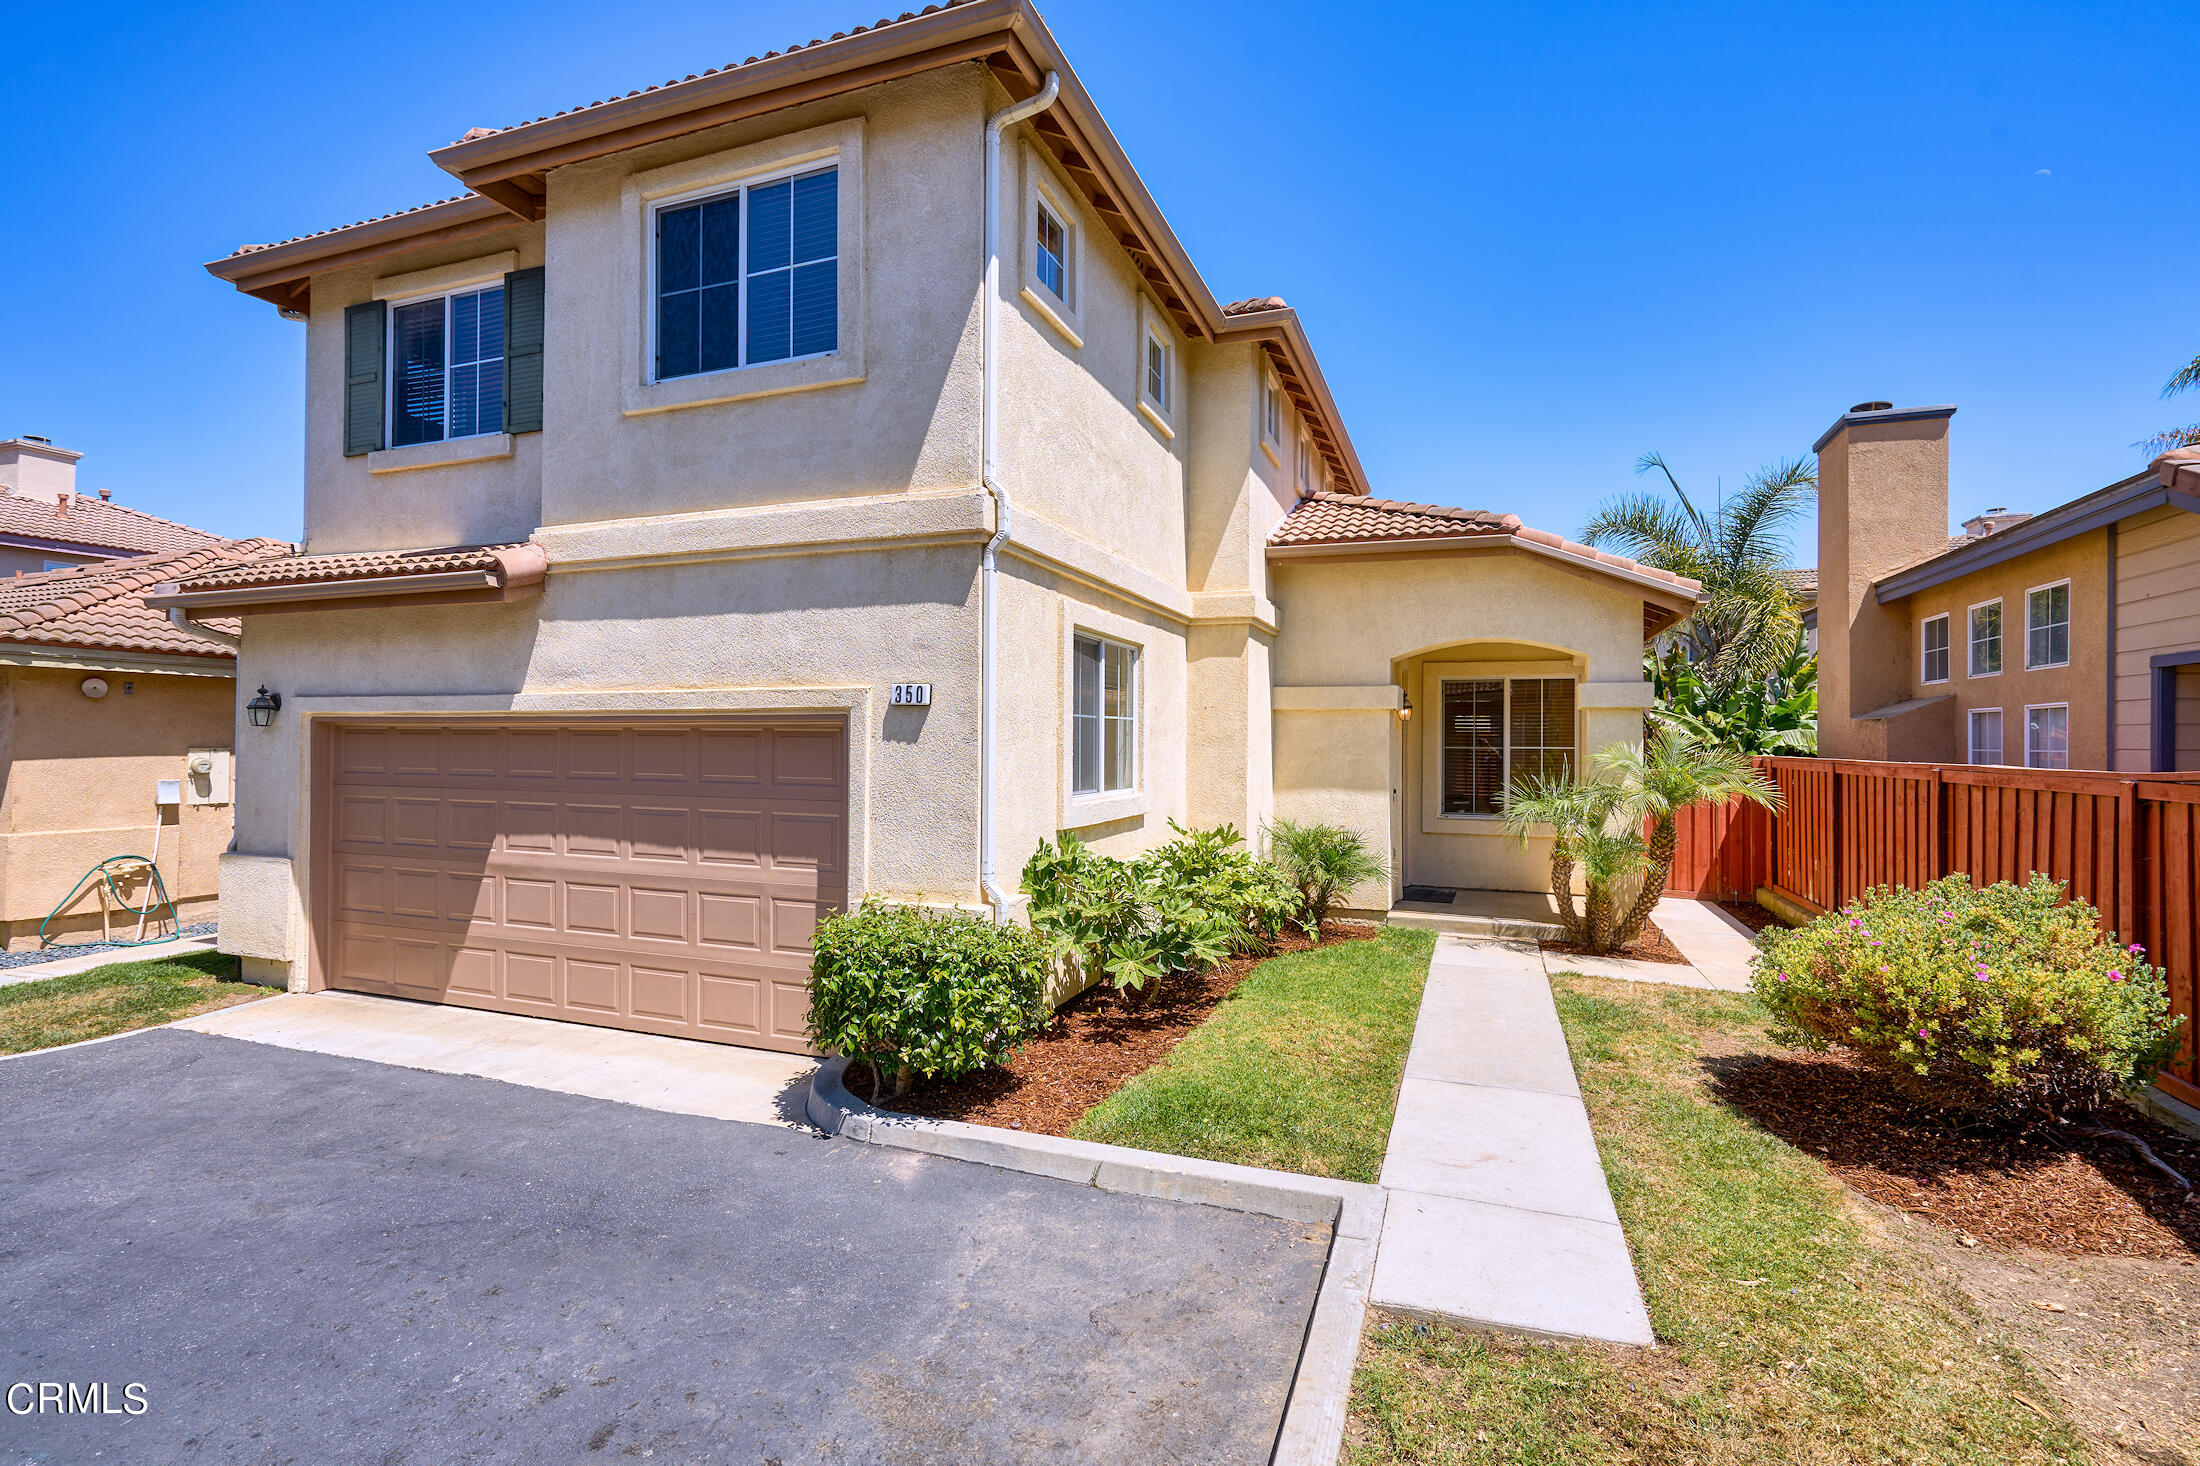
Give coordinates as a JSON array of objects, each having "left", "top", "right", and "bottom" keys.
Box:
[
  {"left": 169, "top": 0, "right": 1697, "bottom": 1053},
  {"left": 0, "top": 538, "right": 292, "bottom": 948},
  {"left": 0, "top": 436, "right": 225, "bottom": 576},
  {"left": 1780, "top": 568, "right": 1817, "bottom": 653},
  {"left": 1813, "top": 401, "right": 2200, "bottom": 771}
]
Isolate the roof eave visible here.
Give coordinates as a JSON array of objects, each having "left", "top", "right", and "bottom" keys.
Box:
[
  {"left": 1873, "top": 475, "right": 2200, "bottom": 603},
  {"left": 1215, "top": 310, "right": 1368, "bottom": 495},
  {"left": 203, "top": 196, "right": 527, "bottom": 311},
  {"left": 1268, "top": 532, "right": 1704, "bottom": 609}
]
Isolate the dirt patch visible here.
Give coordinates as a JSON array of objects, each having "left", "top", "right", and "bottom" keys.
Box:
[
  {"left": 1887, "top": 1204, "right": 2200, "bottom": 1465},
  {"left": 1542, "top": 916, "right": 1688, "bottom": 965},
  {"left": 1711, "top": 1048, "right": 2200, "bottom": 1259},
  {"left": 1714, "top": 898, "right": 1785, "bottom": 935},
  {"left": 847, "top": 922, "right": 1381, "bottom": 1136}
]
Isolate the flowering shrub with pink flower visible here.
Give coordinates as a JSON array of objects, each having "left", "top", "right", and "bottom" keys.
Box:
[{"left": 1753, "top": 874, "right": 2184, "bottom": 1119}]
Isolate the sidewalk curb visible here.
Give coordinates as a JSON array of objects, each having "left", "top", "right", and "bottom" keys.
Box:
[{"left": 808, "top": 1057, "right": 1383, "bottom": 1465}]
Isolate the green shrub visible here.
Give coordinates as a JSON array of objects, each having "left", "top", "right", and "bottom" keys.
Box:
[
  {"left": 1265, "top": 819, "right": 1385, "bottom": 935},
  {"left": 1753, "top": 874, "right": 2185, "bottom": 1119},
  {"left": 1021, "top": 822, "right": 1303, "bottom": 1000},
  {"left": 807, "top": 900, "right": 1051, "bottom": 1094}
]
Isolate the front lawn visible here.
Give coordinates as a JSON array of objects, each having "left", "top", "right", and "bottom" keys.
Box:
[
  {"left": 1070, "top": 925, "right": 1435, "bottom": 1183},
  {"left": 1346, "top": 975, "right": 2086, "bottom": 1465},
  {"left": 0, "top": 950, "right": 263, "bottom": 1056}
]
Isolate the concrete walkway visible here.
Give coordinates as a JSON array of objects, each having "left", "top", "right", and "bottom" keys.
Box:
[
  {"left": 177, "top": 991, "right": 817, "bottom": 1129},
  {"left": 0, "top": 935, "right": 218, "bottom": 988},
  {"left": 1370, "top": 933, "right": 1656, "bottom": 1345},
  {"left": 1537, "top": 896, "right": 1763, "bottom": 991}
]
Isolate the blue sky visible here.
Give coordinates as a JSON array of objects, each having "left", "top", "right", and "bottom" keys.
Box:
[{"left": 4, "top": 0, "right": 2196, "bottom": 559}]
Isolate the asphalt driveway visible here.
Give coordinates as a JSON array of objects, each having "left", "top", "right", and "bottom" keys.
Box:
[{"left": 0, "top": 1028, "right": 1328, "bottom": 1465}]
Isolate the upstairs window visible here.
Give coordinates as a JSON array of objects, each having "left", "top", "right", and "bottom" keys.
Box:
[
  {"left": 655, "top": 165, "right": 838, "bottom": 381},
  {"left": 1297, "top": 433, "right": 1318, "bottom": 495},
  {"left": 390, "top": 286, "right": 504, "bottom": 447},
  {"left": 1920, "top": 613, "right": 1950, "bottom": 685},
  {"left": 1260, "top": 370, "right": 1282, "bottom": 446},
  {"left": 1968, "top": 600, "right": 2002, "bottom": 676},
  {"left": 1071, "top": 633, "right": 1138, "bottom": 796},
  {"left": 1142, "top": 325, "right": 1172, "bottom": 418},
  {"left": 2027, "top": 581, "right": 2070, "bottom": 668},
  {"left": 1443, "top": 677, "right": 1576, "bottom": 817},
  {"left": 1034, "top": 196, "right": 1068, "bottom": 302}
]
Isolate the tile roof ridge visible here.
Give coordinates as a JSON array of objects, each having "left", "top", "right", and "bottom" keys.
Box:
[
  {"left": 1303, "top": 489, "right": 1515, "bottom": 528},
  {"left": 456, "top": 1, "right": 984, "bottom": 143},
  {"left": 231, "top": 196, "right": 478, "bottom": 257}
]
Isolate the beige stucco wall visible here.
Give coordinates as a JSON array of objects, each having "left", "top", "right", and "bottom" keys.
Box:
[
  {"left": 2114, "top": 504, "right": 2200, "bottom": 770},
  {"left": 1887, "top": 529, "right": 2109, "bottom": 768},
  {"left": 0, "top": 667, "right": 233, "bottom": 947},
  {"left": 1270, "top": 548, "right": 1657, "bottom": 898}
]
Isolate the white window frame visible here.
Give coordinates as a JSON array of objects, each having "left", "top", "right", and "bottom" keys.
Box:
[
  {"left": 1063, "top": 618, "right": 1147, "bottom": 829},
  {"left": 1919, "top": 612, "right": 1951, "bottom": 686},
  {"left": 2024, "top": 702, "right": 2070, "bottom": 769},
  {"left": 1258, "top": 367, "right": 1284, "bottom": 465},
  {"left": 1967, "top": 597, "right": 2003, "bottom": 678},
  {"left": 1019, "top": 150, "right": 1084, "bottom": 348},
  {"left": 1296, "top": 432, "right": 1318, "bottom": 496},
  {"left": 1968, "top": 706, "right": 2004, "bottom": 765},
  {"left": 646, "top": 158, "right": 841, "bottom": 385},
  {"left": 383, "top": 283, "right": 508, "bottom": 449},
  {"left": 2025, "top": 578, "right": 2072, "bottom": 670},
  {"left": 1137, "top": 300, "right": 1176, "bottom": 438},
  {"left": 617, "top": 118, "right": 865, "bottom": 418},
  {"left": 1437, "top": 675, "right": 1579, "bottom": 821}
]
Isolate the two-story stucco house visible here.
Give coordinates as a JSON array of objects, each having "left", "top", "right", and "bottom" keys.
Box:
[{"left": 163, "top": 0, "right": 1698, "bottom": 1053}]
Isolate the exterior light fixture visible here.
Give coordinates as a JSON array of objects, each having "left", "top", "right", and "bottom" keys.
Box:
[
  {"left": 245, "top": 686, "right": 282, "bottom": 728},
  {"left": 1398, "top": 692, "right": 1414, "bottom": 722}
]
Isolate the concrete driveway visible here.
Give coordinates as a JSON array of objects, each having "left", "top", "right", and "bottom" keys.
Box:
[{"left": 1, "top": 1028, "right": 1328, "bottom": 1465}]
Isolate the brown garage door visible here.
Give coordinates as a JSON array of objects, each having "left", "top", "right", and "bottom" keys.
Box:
[{"left": 317, "top": 718, "right": 846, "bottom": 1053}]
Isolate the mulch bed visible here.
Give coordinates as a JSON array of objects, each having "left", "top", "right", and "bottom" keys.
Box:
[
  {"left": 1710, "top": 1047, "right": 2200, "bottom": 1258},
  {"left": 1714, "top": 898, "right": 1784, "bottom": 935},
  {"left": 1542, "top": 916, "right": 1688, "bottom": 965},
  {"left": 846, "top": 921, "right": 1382, "bottom": 1136}
]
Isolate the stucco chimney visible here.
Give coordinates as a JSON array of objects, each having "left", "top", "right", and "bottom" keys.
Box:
[
  {"left": 1812, "top": 401, "right": 1957, "bottom": 757},
  {"left": 0, "top": 436, "right": 82, "bottom": 503}
]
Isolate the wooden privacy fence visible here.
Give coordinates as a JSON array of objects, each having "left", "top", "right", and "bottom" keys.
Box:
[{"left": 1663, "top": 757, "right": 2200, "bottom": 1108}]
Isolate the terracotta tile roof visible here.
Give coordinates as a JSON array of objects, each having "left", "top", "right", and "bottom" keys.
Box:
[
  {"left": 1268, "top": 490, "right": 1703, "bottom": 594},
  {"left": 168, "top": 542, "right": 533, "bottom": 594},
  {"left": 1778, "top": 567, "right": 1818, "bottom": 596},
  {"left": 1222, "top": 296, "right": 1289, "bottom": 315},
  {"left": 229, "top": 196, "right": 475, "bottom": 257},
  {"left": 0, "top": 490, "right": 224, "bottom": 557},
  {"left": 1269, "top": 490, "right": 1518, "bottom": 545},
  {"left": 0, "top": 540, "right": 293, "bottom": 661},
  {"left": 456, "top": 1, "right": 984, "bottom": 142}
]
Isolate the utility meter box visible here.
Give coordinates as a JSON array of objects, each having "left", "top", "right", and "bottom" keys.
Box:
[{"left": 184, "top": 748, "right": 233, "bottom": 807}]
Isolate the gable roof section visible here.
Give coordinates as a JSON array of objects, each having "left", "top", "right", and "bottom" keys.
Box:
[
  {"left": 0, "top": 491, "right": 226, "bottom": 559},
  {"left": 0, "top": 539, "right": 294, "bottom": 664},
  {"left": 199, "top": 0, "right": 1369, "bottom": 493},
  {"left": 1872, "top": 458, "right": 2200, "bottom": 604},
  {"left": 1267, "top": 490, "right": 1704, "bottom": 612}
]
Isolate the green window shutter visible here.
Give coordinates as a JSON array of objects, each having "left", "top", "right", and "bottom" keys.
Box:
[
  {"left": 342, "top": 300, "right": 387, "bottom": 456},
  {"left": 503, "top": 267, "right": 545, "bottom": 435}
]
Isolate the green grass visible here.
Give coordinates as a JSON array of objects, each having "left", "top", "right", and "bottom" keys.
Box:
[
  {"left": 0, "top": 950, "right": 262, "bottom": 1055},
  {"left": 1346, "top": 976, "right": 2087, "bottom": 1466},
  {"left": 1070, "top": 926, "right": 1435, "bottom": 1183}
]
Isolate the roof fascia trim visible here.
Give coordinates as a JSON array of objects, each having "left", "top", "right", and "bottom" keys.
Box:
[{"left": 1873, "top": 479, "right": 2189, "bottom": 603}]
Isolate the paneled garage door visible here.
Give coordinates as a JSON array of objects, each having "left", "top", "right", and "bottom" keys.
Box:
[{"left": 318, "top": 719, "right": 846, "bottom": 1053}]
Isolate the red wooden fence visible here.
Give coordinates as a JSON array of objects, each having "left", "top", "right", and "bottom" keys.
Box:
[{"left": 1664, "top": 756, "right": 2200, "bottom": 1107}]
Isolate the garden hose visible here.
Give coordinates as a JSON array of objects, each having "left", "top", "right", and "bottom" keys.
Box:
[{"left": 37, "top": 856, "right": 180, "bottom": 950}]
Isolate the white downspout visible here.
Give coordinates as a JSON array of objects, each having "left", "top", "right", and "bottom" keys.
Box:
[
  {"left": 979, "top": 70, "right": 1060, "bottom": 921},
  {"left": 169, "top": 605, "right": 242, "bottom": 652}
]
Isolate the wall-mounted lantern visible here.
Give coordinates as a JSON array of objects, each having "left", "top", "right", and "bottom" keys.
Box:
[
  {"left": 1398, "top": 691, "right": 1414, "bottom": 722},
  {"left": 245, "top": 686, "right": 283, "bottom": 728}
]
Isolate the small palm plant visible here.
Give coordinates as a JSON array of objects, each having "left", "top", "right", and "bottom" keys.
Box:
[
  {"left": 1503, "top": 728, "right": 1780, "bottom": 954},
  {"left": 1265, "top": 819, "right": 1385, "bottom": 937},
  {"left": 1599, "top": 725, "right": 1779, "bottom": 950},
  {"left": 1500, "top": 771, "right": 1641, "bottom": 950}
]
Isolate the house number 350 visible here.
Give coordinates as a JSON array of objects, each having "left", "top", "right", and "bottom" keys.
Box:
[{"left": 890, "top": 683, "right": 933, "bottom": 706}]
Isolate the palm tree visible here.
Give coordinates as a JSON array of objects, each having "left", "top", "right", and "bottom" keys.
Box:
[
  {"left": 1598, "top": 725, "right": 1779, "bottom": 950},
  {"left": 2139, "top": 352, "right": 2200, "bottom": 456},
  {"left": 1266, "top": 819, "right": 1386, "bottom": 936},
  {"left": 1500, "top": 771, "right": 1637, "bottom": 949},
  {"left": 1580, "top": 453, "right": 1816, "bottom": 695}
]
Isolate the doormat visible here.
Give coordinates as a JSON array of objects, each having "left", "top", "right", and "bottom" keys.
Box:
[{"left": 1402, "top": 886, "right": 1455, "bottom": 904}]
